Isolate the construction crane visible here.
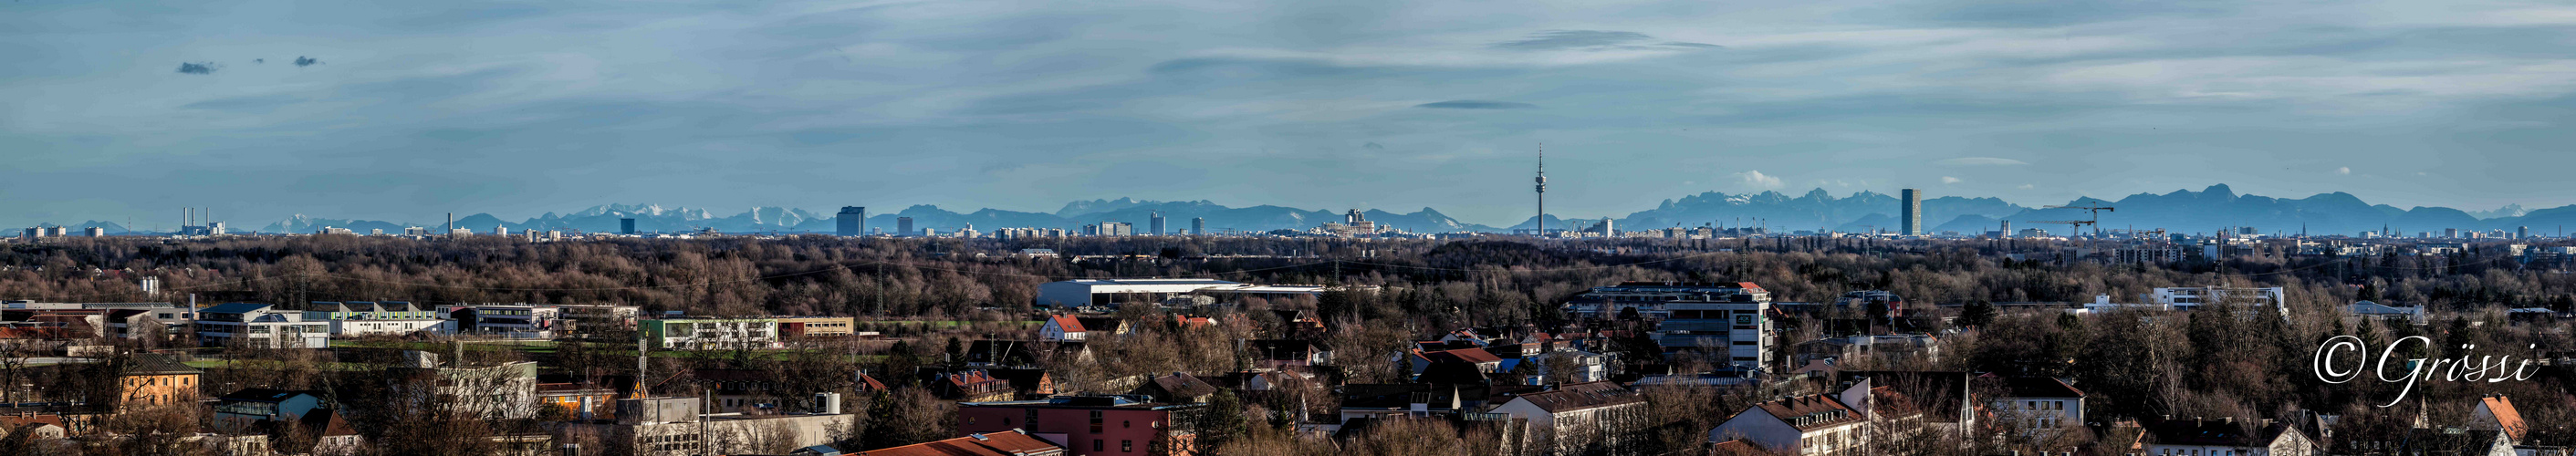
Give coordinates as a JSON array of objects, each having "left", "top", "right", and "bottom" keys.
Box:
[
  {"left": 2043, "top": 204, "right": 2115, "bottom": 235},
  {"left": 2031, "top": 221, "right": 2095, "bottom": 238}
]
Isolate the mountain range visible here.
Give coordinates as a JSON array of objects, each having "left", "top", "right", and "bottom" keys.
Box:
[{"left": 176, "top": 185, "right": 2572, "bottom": 236}]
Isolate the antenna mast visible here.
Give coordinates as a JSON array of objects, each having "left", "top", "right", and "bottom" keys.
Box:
[{"left": 1535, "top": 143, "right": 1547, "bottom": 238}]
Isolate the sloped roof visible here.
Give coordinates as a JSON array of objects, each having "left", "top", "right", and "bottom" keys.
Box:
[
  {"left": 855, "top": 430, "right": 1065, "bottom": 455},
  {"left": 1752, "top": 394, "right": 1863, "bottom": 431},
  {"left": 1423, "top": 347, "right": 1501, "bottom": 364},
  {"left": 1047, "top": 315, "right": 1084, "bottom": 333},
  {"left": 1141, "top": 372, "right": 1216, "bottom": 399},
  {"left": 125, "top": 354, "right": 203, "bottom": 376},
  {"left": 2481, "top": 396, "right": 2527, "bottom": 441},
  {"left": 216, "top": 388, "right": 312, "bottom": 403},
  {"left": 2141, "top": 418, "right": 2290, "bottom": 447},
  {"left": 300, "top": 411, "right": 360, "bottom": 437},
  {"left": 1507, "top": 381, "right": 1642, "bottom": 414},
  {"left": 200, "top": 303, "right": 275, "bottom": 315},
  {"left": 1987, "top": 375, "right": 2085, "bottom": 399},
  {"left": 1072, "top": 317, "right": 1124, "bottom": 333}
]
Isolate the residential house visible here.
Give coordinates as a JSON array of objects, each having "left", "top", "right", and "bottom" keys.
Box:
[
  {"left": 119, "top": 354, "right": 203, "bottom": 409},
  {"left": 450, "top": 305, "right": 563, "bottom": 338},
  {"left": 555, "top": 304, "right": 642, "bottom": 337},
  {"left": 777, "top": 316, "right": 857, "bottom": 337},
  {"left": 1706, "top": 382, "right": 1872, "bottom": 455},
  {"left": 564, "top": 396, "right": 855, "bottom": 456},
  {"left": 2392, "top": 427, "right": 2512, "bottom": 456},
  {"left": 966, "top": 340, "right": 1090, "bottom": 368},
  {"left": 193, "top": 303, "right": 329, "bottom": 348},
  {"left": 641, "top": 317, "right": 779, "bottom": 349},
  {"left": 1040, "top": 316, "right": 1090, "bottom": 342},
  {"left": 1983, "top": 375, "right": 2085, "bottom": 437},
  {"left": 1488, "top": 381, "right": 1648, "bottom": 455},
  {"left": 2469, "top": 395, "right": 2529, "bottom": 444},
  {"left": 2140, "top": 417, "right": 2314, "bottom": 456},
  {"left": 1129, "top": 372, "right": 1216, "bottom": 404},
  {"left": 854, "top": 429, "right": 1066, "bottom": 456},
  {"left": 1406, "top": 347, "right": 1504, "bottom": 377},
  {"left": 928, "top": 370, "right": 1018, "bottom": 403},
  {"left": 2349, "top": 301, "right": 2428, "bottom": 326},
  {"left": 956, "top": 395, "right": 1209, "bottom": 456},
  {"left": 1246, "top": 339, "right": 1332, "bottom": 368},
  {"left": 385, "top": 358, "right": 540, "bottom": 420},
  {"left": 212, "top": 389, "right": 324, "bottom": 426},
  {"left": 297, "top": 301, "right": 449, "bottom": 337}
]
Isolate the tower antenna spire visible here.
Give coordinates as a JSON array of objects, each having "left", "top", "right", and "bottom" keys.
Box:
[{"left": 1535, "top": 142, "right": 1548, "bottom": 238}]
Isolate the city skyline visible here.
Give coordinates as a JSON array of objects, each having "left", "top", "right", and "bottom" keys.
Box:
[{"left": 9, "top": 0, "right": 2576, "bottom": 231}]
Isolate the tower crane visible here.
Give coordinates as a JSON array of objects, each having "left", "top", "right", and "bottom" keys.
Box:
[
  {"left": 2030, "top": 221, "right": 2095, "bottom": 238},
  {"left": 2042, "top": 204, "right": 2115, "bottom": 236}
]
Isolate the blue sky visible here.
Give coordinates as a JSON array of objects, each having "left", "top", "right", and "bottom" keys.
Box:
[{"left": 5, "top": 0, "right": 2574, "bottom": 229}]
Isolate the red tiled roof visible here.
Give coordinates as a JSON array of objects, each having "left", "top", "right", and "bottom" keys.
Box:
[
  {"left": 856, "top": 430, "right": 1065, "bottom": 456},
  {"left": 2484, "top": 396, "right": 2527, "bottom": 441},
  {"left": 1048, "top": 315, "right": 1085, "bottom": 333}
]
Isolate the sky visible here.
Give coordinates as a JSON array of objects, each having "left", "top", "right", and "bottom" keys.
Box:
[{"left": 5, "top": 0, "right": 2575, "bottom": 229}]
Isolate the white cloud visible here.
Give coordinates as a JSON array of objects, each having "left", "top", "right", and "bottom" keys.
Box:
[
  {"left": 2337, "top": 167, "right": 2352, "bottom": 175},
  {"left": 1734, "top": 171, "right": 1785, "bottom": 190},
  {"left": 1941, "top": 176, "right": 1963, "bottom": 184},
  {"left": 1939, "top": 157, "right": 2029, "bottom": 166},
  {"left": 2018, "top": 183, "right": 2036, "bottom": 190}
]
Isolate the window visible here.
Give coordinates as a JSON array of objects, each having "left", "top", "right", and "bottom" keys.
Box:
[
  {"left": 1090, "top": 410, "right": 1104, "bottom": 433},
  {"left": 1122, "top": 440, "right": 1132, "bottom": 452},
  {"left": 1093, "top": 440, "right": 1103, "bottom": 451},
  {"left": 1027, "top": 409, "right": 1039, "bottom": 428},
  {"left": 1123, "top": 420, "right": 1131, "bottom": 429}
]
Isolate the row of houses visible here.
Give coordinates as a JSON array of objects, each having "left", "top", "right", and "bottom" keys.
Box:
[{"left": 0, "top": 300, "right": 861, "bottom": 349}]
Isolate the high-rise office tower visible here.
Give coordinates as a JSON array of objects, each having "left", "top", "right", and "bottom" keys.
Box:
[
  {"left": 1900, "top": 189, "right": 1923, "bottom": 236},
  {"left": 836, "top": 207, "right": 867, "bottom": 237},
  {"left": 621, "top": 218, "right": 636, "bottom": 234},
  {"left": 898, "top": 217, "right": 915, "bottom": 237},
  {"left": 1192, "top": 217, "right": 1205, "bottom": 235},
  {"left": 1150, "top": 212, "right": 1165, "bottom": 235}
]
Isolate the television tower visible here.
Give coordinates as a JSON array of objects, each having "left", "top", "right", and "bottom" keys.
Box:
[{"left": 1535, "top": 143, "right": 1547, "bottom": 237}]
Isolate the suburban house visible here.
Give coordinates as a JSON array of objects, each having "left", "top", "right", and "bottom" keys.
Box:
[
  {"left": 1488, "top": 381, "right": 1648, "bottom": 455},
  {"left": 1405, "top": 347, "right": 1504, "bottom": 376},
  {"left": 2468, "top": 395, "right": 2528, "bottom": 444},
  {"left": 1129, "top": 372, "right": 1217, "bottom": 404},
  {"left": 1040, "top": 315, "right": 1090, "bottom": 342},
  {"left": 854, "top": 429, "right": 1066, "bottom": 456}
]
